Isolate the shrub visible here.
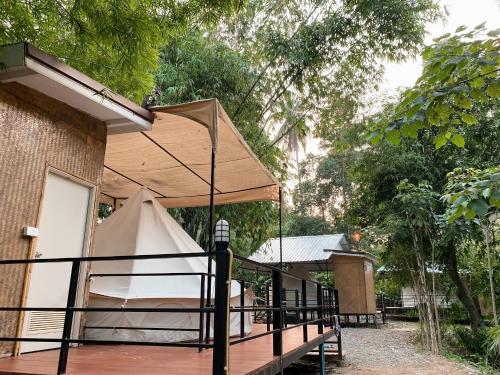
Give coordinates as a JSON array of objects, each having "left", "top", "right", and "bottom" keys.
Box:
[{"left": 448, "top": 326, "right": 499, "bottom": 370}]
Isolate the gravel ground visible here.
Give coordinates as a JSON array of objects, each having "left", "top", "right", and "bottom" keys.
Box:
[{"left": 285, "top": 322, "right": 481, "bottom": 375}]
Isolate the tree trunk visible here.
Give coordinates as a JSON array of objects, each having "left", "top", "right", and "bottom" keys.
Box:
[
  {"left": 442, "top": 244, "right": 484, "bottom": 331},
  {"left": 408, "top": 267, "right": 428, "bottom": 349},
  {"left": 415, "top": 246, "right": 439, "bottom": 354},
  {"left": 430, "top": 240, "right": 442, "bottom": 349},
  {"left": 481, "top": 223, "right": 498, "bottom": 326},
  {"left": 414, "top": 280, "right": 430, "bottom": 350},
  {"left": 409, "top": 226, "right": 439, "bottom": 354}
]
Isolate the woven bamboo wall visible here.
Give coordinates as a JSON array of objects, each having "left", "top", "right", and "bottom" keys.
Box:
[{"left": 0, "top": 82, "right": 106, "bottom": 355}]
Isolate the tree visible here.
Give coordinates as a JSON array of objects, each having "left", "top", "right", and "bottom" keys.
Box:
[
  {"left": 362, "top": 26, "right": 499, "bottom": 331},
  {"left": 215, "top": 0, "right": 442, "bottom": 152},
  {"left": 284, "top": 211, "right": 334, "bottom": 237},
  {"left": 371, "top": 25, "right": 500, "bottom": 148},
  {"left": 395, "top": 180, "right": 441, "bottom": 353},
  {"left": 0, "top": 0, "right": 243, "bottom": 102},
  {"left": 153, "top": 31, "right": 285, "bottom": 256},
  {"left": 337, "top": 92, "right": 499, "bottom": 332},
  {"left": 443, "top": 167, "right": 500, "bottom": 326}
]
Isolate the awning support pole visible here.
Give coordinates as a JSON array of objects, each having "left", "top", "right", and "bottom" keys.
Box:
[{"left": 205, "top": 147, "right": 216, "bottom": 344}]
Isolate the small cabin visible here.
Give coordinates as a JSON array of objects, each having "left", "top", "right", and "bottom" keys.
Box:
[
  {"left": 250, "top": 234, "right": 377, "bottom": 316},
  {"left": 0, "top": 42, "right": 153, "bottom": 355},
  {"left": 332, "top": 252, "right": 377, "bottom": 315}
]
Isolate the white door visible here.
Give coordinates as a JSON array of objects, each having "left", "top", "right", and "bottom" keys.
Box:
[{"left": 20, "top": 172, "right": 92, "bottom": 353}]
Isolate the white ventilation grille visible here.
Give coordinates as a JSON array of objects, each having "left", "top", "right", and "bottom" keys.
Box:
[{"left": 27, "top": 311, "right": 66, "bottom": 333}]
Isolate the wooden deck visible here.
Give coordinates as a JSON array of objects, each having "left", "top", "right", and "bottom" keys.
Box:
[{"left": 0, "top": 324, "right": 336, "bottom": 375}]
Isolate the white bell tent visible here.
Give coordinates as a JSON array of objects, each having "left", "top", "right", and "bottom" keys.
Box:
[{"left": 85, "top": 188, "right": 253, "bottom": 343}]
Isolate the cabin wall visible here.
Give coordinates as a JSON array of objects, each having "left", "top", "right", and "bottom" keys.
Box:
[
  {"left": 364, "top": 261, "right": 377, "bottom": 313},
  {"left": 401, "top": 286, "right": 456, "bottom": 308},
  {"left": 0, "top": 82, "right": 106, "bottom": 355},
  {"left": 332, "top": 256, "right": 376, "bottom": 314}
]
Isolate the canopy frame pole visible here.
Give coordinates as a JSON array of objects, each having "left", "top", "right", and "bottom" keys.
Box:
[
  {"left": 278, "top": 187, "right": 284, "bottom": 374},
  {"left": 205, "top": 146, "right": 216, "bottom": 344},
  {"left": 279, "top": 187, "right": 283, "bottom": 270}
]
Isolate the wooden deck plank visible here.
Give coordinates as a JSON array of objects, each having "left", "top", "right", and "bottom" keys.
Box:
[{"left": 0, "top": 325, "right": 335, "bottom": 375}]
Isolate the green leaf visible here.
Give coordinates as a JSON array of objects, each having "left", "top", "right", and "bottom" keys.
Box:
[
  {"left": 406, "top": 104, "right": 421, "bottom": 119},
  {"left": 368, "top": 131, "right": 383, "bottom": 145},
  {"left": 464, "top": 208, "right": 476, "bottom": 220},
  {"left": 486, "top": 83, "right": 500, "bottom": 98},
  {"left": 455, "top": 25, "right": 467, "bottom": 33},
  {"left": 438, "top": 64, "right": 455, "bottom": 81},
  {"left": 490, "top": 189, "right": 500, "bottom": 208},
  {"left": 452, "top": 195, "right": 467, "bottom": 206},
  {"left": 468, "top": 199, "right": 489, "bottom": 216},
  {"left": 451, "top": 133, "right": 465, "bottom": 148},
  {"left": 449, "top": 205, "right": 465, "bottom": 222},
  {"left": 386, "top": 129, "right": 401, "bottom": 145},
  {"left": 481, "top": 64, "right": 498, "bottom": 75},
  {"left": 434, "top": 133, "right": 447, "bottom": 149},
  {"left": 457, "top": 96, "right": 472, "bottom": 109},
  {"left": 401, "top": 123, "right": 418, "bottom": 138},
  {"left": 470, "top": 77, "right": 485, "bottom": 88},
  {"left": 461, "top": 113, "right": 478, "bottom": 125},
  {"left": 470, "top": 88, "right": 488, "bottom": 102}
]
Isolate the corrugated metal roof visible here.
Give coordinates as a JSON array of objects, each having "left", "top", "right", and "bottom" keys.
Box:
[{"left": 250, "top": 234, "right": 349, "bottom": 264}]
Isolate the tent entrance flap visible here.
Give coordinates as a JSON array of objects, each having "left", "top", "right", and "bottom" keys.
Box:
[{"left": 100, "top": 98, "right": 281, "bottom": 208}]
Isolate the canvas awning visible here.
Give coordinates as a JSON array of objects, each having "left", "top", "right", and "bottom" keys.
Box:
[{"left": 100, "top": 99, "right": 281, "bottom": 208}]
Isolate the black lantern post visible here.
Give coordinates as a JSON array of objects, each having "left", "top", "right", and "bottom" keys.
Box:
[{"left": 212, "top": 219, "right": 231, "bottom": 375}]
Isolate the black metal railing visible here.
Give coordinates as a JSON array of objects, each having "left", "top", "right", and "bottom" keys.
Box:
[
  {"left": 0, "top": 252, "right": 214, "bottom": 374},
  {"left": 230, "top": 254, "right": 342, "bottom": 358},
  {"left": 86, "top": 270, "right": 213, "bottom": 352},
  {"left": 0, "top": 250, "right": 341, "bottom": 374}
]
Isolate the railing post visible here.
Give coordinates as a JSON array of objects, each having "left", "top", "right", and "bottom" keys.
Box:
[
  {"left": 334, "top": 288, "right": 342, "bottom": 360},
  {"left": 282, "top": 287, "right": 287, "bottom": 328},
  {"left": 316, "top": 284, "right": 323, "bottom": 334},
  {"left": 319, "top": 343, "right": 326, "bottom": 375},
  {"left": 198, "top": 274, "right": 205, "bottom": 352},
  {"left": 212, "top": 231, "right": 232, "bottom": 375},
  {"left": 240, "top": 280, "right": 245, "bottom": 338},
  {"left": 57, "top": 260, "right": 80, "bottom": 375},
  {"left": 301, "top": 280, "right": 308, "bottom": 342},
  {"left": 254, "top": 269, "right": 259, "bottom": 324},
  {"left": 272, "top": 270, "right": 282, "bottom": 356},
  {"left": 266, "top": 284, "right": 271, "bottom": 332},
  {"left": 294, "top": 289, "right": 300, "bottom": 324},
  {"left": 381, "top": 292, "right": 387, "bottom": 324},
  {"left": 328, "top": 287, "right": 334, "bottom": 328}
]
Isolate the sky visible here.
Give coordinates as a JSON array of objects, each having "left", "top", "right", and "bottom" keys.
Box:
[
  {"left": 380, "top": 0, "right": 500, "bottom": 95},
  {"left": 302, "top": 0, "right": 500, "bottom": 158}
]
